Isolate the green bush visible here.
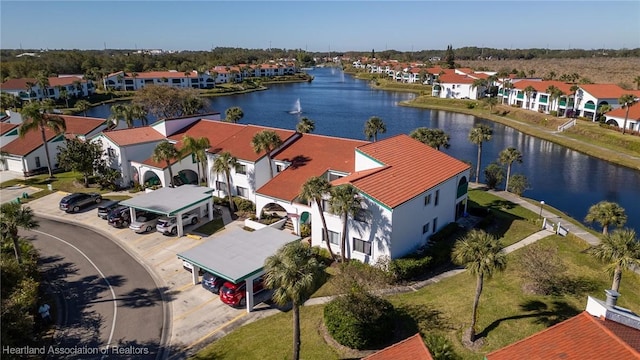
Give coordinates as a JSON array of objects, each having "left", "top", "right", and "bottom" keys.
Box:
[
  {"left": 300, "top": 223, "right": 311, "bottom": 238},
  {"left": 466, "top": 102, "right": 476, "bottom": 109},
  {"left": 424, "top": 334, "right": 460, "bottom": 360},
  {"left": 389, "top": 256, "right": 433, "bottom": 281},
  {"left": 549, "top": 110, "right": 558, "bottom": 117},
  {"left": 429, "top": 222, "right": 460, "bottom": 243},
  {"left": 232, "top": 197, "right": 255, "bottom": 213},
  {"left": 324, "top": 292, "right": 395, "bottom": 349}
]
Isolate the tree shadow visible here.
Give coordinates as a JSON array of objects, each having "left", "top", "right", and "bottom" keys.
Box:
[
  {"left": 116, "top": 286, "right": 178, "bottom": 308},
  {"left": 281, "top": 154, "right": 311, "bottom": 169},
  {"left": 476, "top": 299, "right": 580, "bottom": 339}
]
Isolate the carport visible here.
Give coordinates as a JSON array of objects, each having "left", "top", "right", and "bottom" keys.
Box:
[
  {"left": 120, "top": 185, "right": 214, "bottom": 237},
  {"left": 177, "top": 226, "right": 300, "bottom": 312}
]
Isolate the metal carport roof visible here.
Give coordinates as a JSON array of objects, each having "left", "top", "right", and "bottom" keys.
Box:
[
  {"left": 120, "top": 185, "right": 214, "bottom": 216},
  {"left": 177, "top": 226, "right": 300, "bottom": 283}
]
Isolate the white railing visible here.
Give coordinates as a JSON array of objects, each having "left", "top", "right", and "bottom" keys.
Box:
[{"left": 557, "top": 118, "right": 577, "bottom": 132}]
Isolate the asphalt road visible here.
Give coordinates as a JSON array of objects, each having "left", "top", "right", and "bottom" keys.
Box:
[{"left": 27, "top": 217, "right": 166, "bottom": 360}]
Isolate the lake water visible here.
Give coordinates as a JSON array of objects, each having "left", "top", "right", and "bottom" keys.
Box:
[{"left": 86, "top": 67, "right": 640, "bottom": 233}]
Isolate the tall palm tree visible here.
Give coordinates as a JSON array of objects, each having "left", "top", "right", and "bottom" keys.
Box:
[
  {"left": 468, "top": 124, "right": 493, "bottom": 184},
  {"left": 618, "top": 94, "right": 638, "bottom": 135},
  {"left": 498, "top": 147, "right": 523, "bottom": 192},
  {"left": 299, "top": 176, "right": 334, "bottom": 260},
  {"left": 523, "top": 85, "right": 536, "bottom": 109},
  {"left": 19, "top": 100, "right": 67, "bottom": 178},
  {"left": 471, "top": 78, "right": 487, "bottom": 98},
  {"left": 409, "top": 127, "right": 450, "bottom": 150},
  {"left": 212, "top": 151, "right": 239, "bottom": 212},
  {"left": 364, "top": 116, "right": 386, "bottom": 142},
  {"left": 584, "top": 201, "right": 627, "bottom": 235},
  {"left": 589, "top": 228, "right": 640, "bottom": 292},
  {"left": 36, "top": 71, "right": 50, "bottom": 100},
  {"left": 264, "top": 241, "right": 326, "bottom": 360},
  {"left": 58, "top": 87, "right": 70, "bottom": 108},
  {"left": 25, "top": 81, "right": 35, "bottom": 102},
  {"left": 296, "top": 117, "right": 315, "bottom": 133},
  {"left": 182, "top": 135, "right": 211, "bottom": 184},
  {"left": 0, "top": 202, "right": 39, "bottom": 264},
  {"left": 251, "top": 130, "right": 282, "bottom": 179},
  {"left": 502, "top": 81, "right": 514, "bottom": 105},
  {"left": 75, "top": 99, "right": 91, "bottom": 116},
  {"left": 152, "top": 140, "right": 180, "bottom": 187},
  {"left": 225, "top": 106, "right": 244, "bottom": 123},
  {"left": 452, "top": 229, "right": 507, "bottom": 343},
  {"left": 108, "top": 103, "right": 147, "bottom": 128},
  {"left": 329, "top": 184, "right": 361, "bottom": 262},
  {"left": 570, "top": 85, "right": 580, "bottom": 116}
]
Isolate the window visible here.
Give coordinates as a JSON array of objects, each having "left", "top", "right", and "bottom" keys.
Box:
[
  {"left": 323, "top": 230, "right": 340, "bottom": 245},
  {"left": 172, "top": 79, "right": 181, "bottom": 84},
  {"left": 236, "top": 186, "right": 249, "bottom": 198},
  {"left": 35, "top": 156, "right": 41, "bottom": 168},
  {"left": 424, "top": 194, "right": 432, "bottom": 206},
  {"left": 236, "top": 164, "right": 247, "bottom": 175},
  {"left": 107, "top": 148, "right": 116, "bottom": 158},
  {"left": 422, "top": 223, "right": 430, "bottom": 234},
  {"left": 353, "top": 238, "right": 371, "bottom": 255},
  {"left": 435, "top": 190, "right": 440, "bottom": 206},
  {"left": 432, "top": 218, "right": 438, "bottom": 233},
  {"left": 215, "top": 181, "right": 226, "bottom": 192}
]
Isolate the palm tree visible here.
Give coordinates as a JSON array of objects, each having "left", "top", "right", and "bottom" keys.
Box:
[
  {"left": 329, "top": 184, "right": 361, "bottom": 262},
  {"left": 19, "top": 100, "right": 67, "bottom": 178},
  {"left": 523, "top": 85, "right": 536, "bottom": 109},
  {"left": 482, "top": 96, "right": 499, "bottom": 112},
  {"left": 108, "top": 103, "right": 147, "bottom": 128},
  {"left": 471, "top": 78, "right": 487, "bottom": 98},
  {"left": 409, "top": 127, "right": 450, "bottom": 150},
  {"left": 0, "top": 202, "right": 39, "bottom": 264},
  {"left": 468, "top": 124, "right": 493, "bottom": 184},
  {"left": 75, "top": 99, "right": 91, "bottom": 116},
  {"left": 452, "top": 229, "right": 507, "bottom": 343},
  {"left": 364, "top": 116, "right": 386, "bottom": 142},
  {"left": 296, "top": 117, "right": 315, "bottom": 133},
  {"left": 502, "top": 81, "right": 514, "bottom": 105},
  {"left": 225, "top": 106, "right": 244, "bottom": 123},
  {"left": 152, "top": 140, "right": 180, "bottom": 187},
  {"left": 36, "top": 71, "right": 50, "bottom": 100},
  {"left": 618, "top": 94, "right": 638, "bottom": 135},
  {"left": 589, "top": 228, "right": 640, "bottom": 292},
  {"left": 251, "top": 130, "right": 282, "bottom": 179},
  {"left": 634, "top": 76, "right": 640, "bottom": 90},
  {"left": 212, "top": 151, "right": 239, "bottom": 212},
  {"left": 58, "top": 87, "right": 70, "bottom": 108},
  {"left": 130, "top": 72, "right": 138, "bottom": 90},
  {"left": 299, "top": 176, "right": 334, "bottom": 260},
  {"left": 498, "top": 147, "right": 523, "bottom": 192},
  {"left": 584, "top": 201, "right": 627, "bottom": 235},
  {"left": 264, "top": 241, "right": 326, "bottom": 360},
  {"left": 25, "top": 81, "right": 35, "bottom": 102},
  {"left": 182, "top": 135, "right": 211, "bottom": 184}
]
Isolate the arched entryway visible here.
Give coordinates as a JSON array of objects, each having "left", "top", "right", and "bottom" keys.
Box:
[
  {"left": 143, "top": 170, "right": 162, "bottom": 188},
  {"left": 606, "top": 119, "right": 620, "bottom": 127},
  {"left": 456, "top": 176, "right": 468, "bottom": 219},
  {"left": 300, "top": 211, "right": 311, "bottom": 238},
  {"left": 130, "top": 166, "right": 140, "bottom": 186},
  {"left": 174, "top": 169, "right": 198, "bottom": 186}
]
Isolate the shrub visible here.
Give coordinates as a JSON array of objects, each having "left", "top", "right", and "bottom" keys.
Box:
[
  {"left": 232, "top": 197, "right": 255, "bottom": 213},
  {"left": 389, "top": 255, "right": 433, "bottom": 281},
  {"left": 508, "top": 174, "right": 529, "bottom": 196},
  {"left": 549, "top": 110, "right": 558, "bottom": 117},
  {"left": 424, "top": 334, "right": 460, "bottom": 360},
  {"left": 517, "top": 243, "right": 566, "bottom": 295},
  {"left": 466, "top": 102, "right": 476, "bottom": 109},
  {"left": 324, "top": 292, "right": 395, "bottom": 349},
  {"left": 484, "top": 162, "right": 505, "bottom": 189},
  {"left": 300, "top": 223, "right": 311, "bottom": 238},
  {"left": 429, "top": 222, "right": 460, "bottom": 243}
]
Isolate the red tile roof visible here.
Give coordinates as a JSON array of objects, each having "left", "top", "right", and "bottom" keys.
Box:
[
  {"left": 362, "top": 333, "right": 434, "bottom": 360},
  {"left": 347, "top": 135, "right": 470, "bottom": 209},
  {"left": 1, "top": 78, "right": 37, "bottom": 90},
  {"left": 168, "top": 119, "right": 245, "bottom": 146},
  {"left": 212, "top": 125, "right": 296, "bottom": 162},
  {"left": 0, "top": 122, "right": 19, "bottom": 135},
  {"left": 513, "top": 80, "right": 574, "bottom": 94},
  {"left": 437, "top": 73, "right": 476, "bottom": 85},
  {"left": 47, "top": 76, "right": 86, "bottom": 87},
  {"left": 102, "top": 127, "right": 165, "bottom": 146},
  {"left": 257, "top": 133, "right": 368, "bottom": 201},
  {"left": 580, "top": 84, "right": 638, "bottom": 99},
  {"left": 607, "top": 102, "right": 640, "bottom": 120},
  {"left": 486, "top": 312, "right": 640, "bottom": 360},
  {"left": 1, "top": 115, "right": 105, "bottom": 156}
]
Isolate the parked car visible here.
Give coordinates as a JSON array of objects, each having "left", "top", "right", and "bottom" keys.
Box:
[
  {"left": 129, "top": 213, "right": 161, "bottom": 233},
  {"left": 201, "top": 272, "right": 225, "bottom": 294},
  {"left": 107, "top": 206, "right": 132, "bottom": 228},
  {"left": 59, "top": 192, "right": 102, "bottom": 213},
  {"left": 156, "top": 212, "right": 199, "bottom": 235},
  {"left": 97, "top": 200, "right": 120, "bottom": 219},
  {"left": 219, "top": 277, "right": 265, "bottom": 307}
]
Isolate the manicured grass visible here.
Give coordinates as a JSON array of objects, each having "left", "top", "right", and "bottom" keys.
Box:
[
  {"left": 192, "top": 234, "right": 640, "bottom": 360},
  {"left": 192, "top": 217, "right": 225, "bottom": 235},
  {"left": 0, "top": 171, "right": 114, "bottom": 194}
]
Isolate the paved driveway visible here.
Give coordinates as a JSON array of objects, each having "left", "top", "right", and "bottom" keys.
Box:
[{"left": 21, "top": 191, "right": 280, "bottom": 358}]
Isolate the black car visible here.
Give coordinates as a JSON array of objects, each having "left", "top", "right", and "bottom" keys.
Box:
[
  {"left": 97, "top": 200, "right": 120, "bottom": 219},
  {"left": 107, "top": 206, "right": 132, "bottom": 228},
  {"left": 59, "top": 192, "right": 102, "bottom": 213},
  {"left": 202, "top": 272, "right": 225, "bottom": 294}
]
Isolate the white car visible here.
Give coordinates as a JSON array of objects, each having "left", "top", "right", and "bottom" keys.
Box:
[
  {"left": 156, "top": 213, "right": 199, "bottom": 235},
  {"left": 129, "top": 213, "right": 161, "bottom": 233}
]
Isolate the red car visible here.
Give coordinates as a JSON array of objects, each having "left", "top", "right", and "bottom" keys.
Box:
[{"left": 219, "top": 277, "right": 265, "bottom": 307}]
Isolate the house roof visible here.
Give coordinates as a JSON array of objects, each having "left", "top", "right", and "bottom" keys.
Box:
[
  {"left": 362, "top": 333, "right": 434, "bottom": 360},
  {"left": 437, "top": 73, "right": 476, "bottom": 85},
  {"left": 486, "top": 311, "right": 640, "bottom": 360},
  {"left": 47, "top": 76, "right": 86, "bottom": 87},
  {"left": 211, "top": 125, "right": 296, "bottom": 162},
  {"left": 1, "top": 115, "right": 105, "bottom": 156},
  {"left": 607, "top": 102, "right": 640, "bottom": 120},
  {"left": 342, "top": 135, "right": 470, "bottom": 209},
  {"left": 256, "top": 133, "right": 368, "bottom": 201},
  {"left": 0, "top": 77, "right": 86, "bottom": 90},
  {"left": 102, "top": 127, "right": 166, "bottom": 146},
  {"left": 167, "top": 119, "right": 245, "bottom": 146},
  {"left": 513, "top": 80, "right": 574, "bottom": 95},
  {"left": 580, "top": 84, "right": 640, "bottom": 99},
  {"left": 0, "top": 122, "right": 19, "bottom": 135}
]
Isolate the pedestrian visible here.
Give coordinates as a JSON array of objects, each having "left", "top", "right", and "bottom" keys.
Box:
[{"left": 39, "top": 303, "right": 51, "bottom": 324}]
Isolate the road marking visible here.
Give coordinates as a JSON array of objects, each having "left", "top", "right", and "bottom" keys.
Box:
[
  {"left": 185, "top": 312, "right": 247, "bottom": 351},
  {"left": 33, "top": 229, "right": 118, "bottom": 358},
  {"left": 141, "top": 238, "right": 176, "bottom": 257},
  {"left": 175, "top": 282, "right": 193, "bottom": 292},
  {"left": 172, "top": 296, "right": 217, "bottom": 322}
]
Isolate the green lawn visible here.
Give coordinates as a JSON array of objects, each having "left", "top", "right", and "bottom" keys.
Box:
[
  {"left": 0, "top": 171, "right": 113, "bottom": 194},
  {"left": 192, "top": 217, "right": 225, "bottom": 236},
  {"left": 192, "top": 234, "right": 640, "bottom": 360}
]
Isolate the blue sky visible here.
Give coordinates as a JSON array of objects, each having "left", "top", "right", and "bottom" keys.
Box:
[{"left": 1, "top": 1, "right": 639, "bottom": 51}]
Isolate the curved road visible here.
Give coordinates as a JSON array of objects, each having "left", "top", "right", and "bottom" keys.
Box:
[{"left": 27, "top": 217, "right": 166, "bottom": 360}]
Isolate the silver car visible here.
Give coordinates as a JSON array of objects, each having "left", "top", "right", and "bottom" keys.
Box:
[
  {"left": 129, "top": 213, "right": 161, "bottom": 233},
  {"left": 156, "top": 213, "right": 199, "bottom": 235}
]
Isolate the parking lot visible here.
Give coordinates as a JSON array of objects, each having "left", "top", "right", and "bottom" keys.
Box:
[{"left": 24, "top": 191, "right": 280, "bottom": 356}]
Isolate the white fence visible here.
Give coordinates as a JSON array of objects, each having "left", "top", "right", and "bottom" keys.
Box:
[
  {"left": 557, "top": 119, "right": 577, "bottom": 132},
  {"left": 542, "top": 218, "right": 569, "bottom": 236}
]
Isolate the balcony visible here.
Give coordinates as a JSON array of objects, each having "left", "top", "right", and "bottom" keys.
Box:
[
  {"left": 584, "top": 103, "right": 596, "bottom": 110},
  {"left": 516, "top": 93, "right": 524, "bottom": 99}
]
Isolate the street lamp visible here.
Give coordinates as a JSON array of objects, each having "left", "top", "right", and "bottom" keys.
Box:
[{"left": 539, "top": 201, "right": 545, "bottom": 219}]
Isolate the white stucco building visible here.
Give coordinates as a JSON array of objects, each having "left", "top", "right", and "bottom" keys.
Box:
[{"left": 0, "top": 76, "right": 95, "bottom": 102}]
